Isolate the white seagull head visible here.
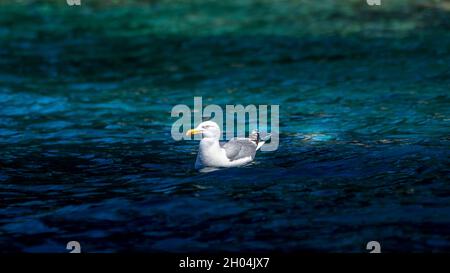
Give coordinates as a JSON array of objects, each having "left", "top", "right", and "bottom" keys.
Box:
[{"left": 186, "top": 121, "right": 221, "bottom": 140}]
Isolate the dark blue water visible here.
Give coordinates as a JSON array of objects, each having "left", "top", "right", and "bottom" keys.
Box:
[{"left": 0, "top": 0, "right": 449, "bottom": 252}]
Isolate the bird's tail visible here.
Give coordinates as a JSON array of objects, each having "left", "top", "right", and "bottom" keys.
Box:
[
  {"left": 249, "top": 130, "right": 260, "bottom": 146},
  {"left": 250, "top": 130, "right": 272, "bottom": 150}
]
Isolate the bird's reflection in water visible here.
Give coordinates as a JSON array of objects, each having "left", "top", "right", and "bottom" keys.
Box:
[{"left": 198, "top": 167, "right": 222, "bottom": 173}]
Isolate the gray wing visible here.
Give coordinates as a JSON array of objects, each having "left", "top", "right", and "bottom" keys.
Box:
[{"left": 220, "top": 138, "right": 257, "bottom": 161}]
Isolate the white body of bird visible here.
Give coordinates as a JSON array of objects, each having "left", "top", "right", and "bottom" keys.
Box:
[{"left": 186, "top": 121, "right": 270, "bottom": 170}]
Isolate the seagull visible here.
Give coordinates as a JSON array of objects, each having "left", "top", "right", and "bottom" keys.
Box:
[{"left": 186, "top": 121, "right": 271, "bottom": 170}]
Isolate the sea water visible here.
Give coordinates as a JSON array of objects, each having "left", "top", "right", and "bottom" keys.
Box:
[{"left": 0, "top": 0, "right": 449, "bottom": 252}]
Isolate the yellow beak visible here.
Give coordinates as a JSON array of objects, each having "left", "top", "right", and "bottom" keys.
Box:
[{"left": 186, "top": 129, "right": 202, "bottom": 136}]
